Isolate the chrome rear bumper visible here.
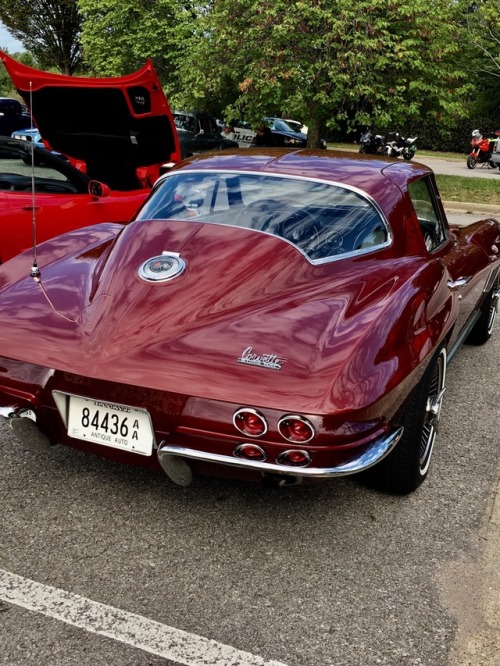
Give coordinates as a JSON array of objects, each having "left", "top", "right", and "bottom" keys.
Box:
[{"left": 158, "top": 426, "right": 403, "bottom": 483}]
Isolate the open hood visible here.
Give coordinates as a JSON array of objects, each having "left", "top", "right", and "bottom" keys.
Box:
[{"left": 0, "top": 51, "right": 181, "bottom": 186}]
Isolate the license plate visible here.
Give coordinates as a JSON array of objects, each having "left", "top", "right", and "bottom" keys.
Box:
[{"left": 66, "top": 395, "right": 154, "bottom": 456}]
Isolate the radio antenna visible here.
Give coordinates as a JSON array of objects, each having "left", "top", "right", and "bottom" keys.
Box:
[{"left": 28, "top": 80, "right": 40, "bottom": 280}]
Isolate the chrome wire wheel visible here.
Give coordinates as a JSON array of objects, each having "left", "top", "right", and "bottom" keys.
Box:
[
  {"left": 365, "top": 344, "right": 448, "bottom": 495},
  {"left": 486, "top": 281, "right": 499, "bottom": 335},
  {"left": 419, "top": 349, "right": 447, "bottom": 476}
]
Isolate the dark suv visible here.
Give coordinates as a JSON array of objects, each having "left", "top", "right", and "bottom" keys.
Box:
[
  {"left": 0, "top": 97, "right": 32, "bottom": 136},
  {"left": 174, "top": 110, "right": 238, "bottom": 158}
]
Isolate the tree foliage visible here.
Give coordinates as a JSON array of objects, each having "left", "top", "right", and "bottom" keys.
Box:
[
  {"left": 77, "top": 0, "right": 195, "bottom": 95},
  {"left": 460, "top": 0, "right": 500, "bottom": 114},
  {"left": 0, "top": 51, "right": 38, "bottom": 97},
  {"left": 176, "top": 0, "right": 472, "bottom": 147},
  {"left": 0, "top": 0, "right": 82, "bottom": 74}
]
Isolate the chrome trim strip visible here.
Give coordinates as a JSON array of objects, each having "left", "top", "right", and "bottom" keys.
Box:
[
  {"left": 447, "top": 276, "right": 472, "bottom": 290},
  {"left": 233, "top": 407, "right": 268, "bottom": 437},
  {"left": 158, "top": 427, "right": 403, "bottom": 479},
  {"left": 277, "top": 414, "right": 315, "bottom": 443}
]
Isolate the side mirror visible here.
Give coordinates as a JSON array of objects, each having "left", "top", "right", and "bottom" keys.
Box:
[{"left": 88, "top": 180, "right": 111, "bottom": 198}]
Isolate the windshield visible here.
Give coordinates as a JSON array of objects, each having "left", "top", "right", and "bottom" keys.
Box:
[
  {"left": 174, "top": 114, "right": 196, "bottom": 133},
  {"left": 135, "top": 171, "right": 389, "bottom": 262},
  {"left": 265, "top": 118, "right": 300, "bottom": 134}
]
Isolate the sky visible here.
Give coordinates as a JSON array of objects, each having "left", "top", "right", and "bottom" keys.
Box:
[{"left": 0, "top": 23, "right": 23, "bottom": 52}]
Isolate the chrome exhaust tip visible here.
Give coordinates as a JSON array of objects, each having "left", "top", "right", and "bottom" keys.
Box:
[
  {"left": 9, "top": 410, "right": 52, "bottom": 451},
  {"left": 262, "top": 473, "right": 303, "bottom": 488},
  {"left": 158, "top": 452, "right": 194, "bottom": 486}
]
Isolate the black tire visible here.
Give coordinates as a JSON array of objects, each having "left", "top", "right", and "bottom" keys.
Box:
[
  {"left": 466, "top": 156, "right": 477, "bottom": 169},
  {"left": 403, "top": 152, "right": 414, "bottom": 161},
  {"left": 466, "top": 274, "right": 499, "bottom": 345},
  {"left": 366, "top": 345, "right": 447, "bottom": 495}
]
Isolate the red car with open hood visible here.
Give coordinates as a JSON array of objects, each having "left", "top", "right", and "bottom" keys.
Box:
[
  {"left": 0, "top": 149, "right": 498, "bottom": 494},
  {"left": 0, "top": 50, "right": 180, "bottom": 263}
]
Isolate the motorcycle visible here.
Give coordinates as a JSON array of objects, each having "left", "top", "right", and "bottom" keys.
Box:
[
  {"left": 466, "top": 129, "right": 499, "bottom": 169},
  {"left": 358, "top": 130, "right": 386, "bottom": 155},
  {"left": 384, "top": 132, "right": 418, "bottom": 160}
]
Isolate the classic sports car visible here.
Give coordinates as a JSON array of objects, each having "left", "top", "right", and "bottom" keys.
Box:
[
  {"left": 0, "top": 149, "right": 498, "bottom": 494},
  {"left": 0, "top": 51, "right": 180, "bottom": 262}
]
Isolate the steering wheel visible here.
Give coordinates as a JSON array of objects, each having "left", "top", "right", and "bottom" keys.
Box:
[{"left": 277, "top": 208, "right": 321, "bottom": 249}]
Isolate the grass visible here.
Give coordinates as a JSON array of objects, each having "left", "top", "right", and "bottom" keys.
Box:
[
  {"left": 327, "top": 142, "right": 465, "bottom": 160},
  {"left": 435, "top": 175, "right": 500, "bottom": 205},
  {"left": 327, "top": 142, "right": 500, "bottom": 205}
]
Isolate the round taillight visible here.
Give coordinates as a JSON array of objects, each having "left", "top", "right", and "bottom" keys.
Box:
[
  {"left": 277, "top": 415, "right": 315, "bottom": 443},
  {"left": 276, "top": 449, "right": 312, "bottom": 467},
  {"left": 233, "top": 408, "right": 268, "bottom": 437},
  {"left": 233, "top": 443, "right": 267, "bottom": 461}
]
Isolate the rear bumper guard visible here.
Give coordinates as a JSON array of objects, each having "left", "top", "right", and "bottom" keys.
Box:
[{"left": 158, "top": 426, "right": 403, "bottom": 480}]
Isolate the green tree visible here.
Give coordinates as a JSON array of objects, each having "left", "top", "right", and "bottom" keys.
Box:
[
  {"left": 461, "top": 0, "right": 500, "bottom": 115},
  {"left": 78, "top": 0, "right": 195, "bottom": 95},
  {"left": 0, "top": 51, "right": 38, "bottom": 97},
  {"left": 0, "top": 1, "right": 82, "bottom": 74},
  {"left": 177, "top": 0, "right": 472, "bottom": 147}
]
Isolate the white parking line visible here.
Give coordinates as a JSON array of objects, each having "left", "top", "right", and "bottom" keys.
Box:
[{"left": 0, "top": 569, "right": 288, "bottom": 666}]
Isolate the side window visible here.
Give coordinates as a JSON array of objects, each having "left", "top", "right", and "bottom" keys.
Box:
[
  {"left": 0, "top": 146, "right": 78, "bottom": 193},
  {"left": 408, "top": 177, "right": 447, "bottom": 251},
  {"left": 199, "top": 117, "right": 214, "bottom": 134}
]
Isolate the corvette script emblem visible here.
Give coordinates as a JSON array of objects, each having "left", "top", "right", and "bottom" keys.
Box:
[
  {"left": 139, "top": 252, "right": 186, "bottom": 282},
  {"left": 237, "top": 346, "right": 287, "bottom": 370}
]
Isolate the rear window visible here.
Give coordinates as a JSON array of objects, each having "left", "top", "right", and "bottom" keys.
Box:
[{"left": 136, "top": 171, "right": 389, "bottom": 262}]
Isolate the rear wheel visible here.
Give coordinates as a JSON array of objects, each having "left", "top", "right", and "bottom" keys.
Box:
[
  {"left": 366, "top": 345, "right": 447, "bottom": 495},
  {"left": 466, "top": 156, "right": 477, "bottom": 169},
  {"left": 466, "top": 275, "right": 499, "bottom": 345}
]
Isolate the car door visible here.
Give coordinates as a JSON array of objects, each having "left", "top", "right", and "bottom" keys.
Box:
[
  {"left": 0, "top": 144, "right": 144, "bottom": 263},
  {"left": 195, "top": 116, "right": 221, "bottom": 152}
]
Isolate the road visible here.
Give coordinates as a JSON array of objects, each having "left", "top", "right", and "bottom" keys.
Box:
[{"left": 413, "top": 153, "right": 500, "bottom": 179}]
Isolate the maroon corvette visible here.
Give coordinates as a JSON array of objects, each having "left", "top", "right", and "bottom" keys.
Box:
[{"left": 0, "top": 149, "right": 498, "bottom": 494}]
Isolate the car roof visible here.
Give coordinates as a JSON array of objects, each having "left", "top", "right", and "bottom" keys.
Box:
[
  {"left": 173, "top": 148, "right": 432, "bottom": 195},
  {"left": 174, "top": 110, "right": 214, "bottom": 120}
]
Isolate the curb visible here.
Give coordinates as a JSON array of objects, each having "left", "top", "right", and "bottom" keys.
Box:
[{"left": 443, "top": 201, "right": 500, "bottom": 216}]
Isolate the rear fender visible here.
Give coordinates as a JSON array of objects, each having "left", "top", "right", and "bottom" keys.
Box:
[{"left": 373, "top": 258, "right": 454, "bottom": 392}]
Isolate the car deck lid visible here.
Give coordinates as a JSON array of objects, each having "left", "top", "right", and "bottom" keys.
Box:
[{"left": 0, "top": 50, "right": 181, "bottom": 186}]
